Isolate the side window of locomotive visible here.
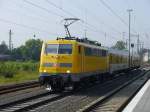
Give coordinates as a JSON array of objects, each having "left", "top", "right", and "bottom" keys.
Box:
[
  {"left": 85, "top": 47, "right": 92, "bottom": 56},
  {"left": 92, "top": 48, "right": 96, "bottom": 56},
  {"left": 96, "top": 49, "right": 99, "bottom": 56},
  {"left": 98, "top": 49, "right": 102, "bottom": 56},
  {"left": 84, "top": 47, "right": 87, "bottom": 55},
  {"left": 105, "top": 51, "right": 108, "bottom": 56},
  {"left": 102, "top": 50, "right": 106, "bottom": 56},
  {"left": 78, "top": 46, "right": 81, "bottom": 54}
]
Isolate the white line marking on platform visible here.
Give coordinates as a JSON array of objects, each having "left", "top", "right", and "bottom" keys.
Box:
[{"left": 122, "top": 79, "right": 150, "bottom": 112}]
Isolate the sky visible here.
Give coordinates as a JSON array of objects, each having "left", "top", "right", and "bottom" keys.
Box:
[{"left": 0, "top": 0, "right": 150, "bottom": 50}]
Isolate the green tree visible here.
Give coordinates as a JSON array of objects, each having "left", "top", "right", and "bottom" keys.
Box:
[
  {"left": 112, "top": 40, "right": 126, "bottom": 50},
  {"left": 0, "top": 41, "right": 9, "bottom": 54},
  {"left": 12, "top": 46, "right": 25, "bottom": 59},
  {"left": 12, "top": 39, "right": 43, "bottom": 61},
  {"left": 24, "top": 39, "right": 43, "bottom": 61}
]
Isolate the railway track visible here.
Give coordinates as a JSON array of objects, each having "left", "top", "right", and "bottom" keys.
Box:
[
  {"left": 0, "top": 68, "right": 147, "bottom": 112},
  {"left": 0, "top": 70, "right": 132, "bottom": 112},
  {"left": 0, "top": 81, "right": 39, "bottom": 95},
  {"left": 0, "top": 91, "right": 70, "bottom": 112},
  {"left": 77, "top": 69, "right": 149, "bottom": 112},
  {"left": 26, "top": 69, "right": 144, "bottom": 112}
]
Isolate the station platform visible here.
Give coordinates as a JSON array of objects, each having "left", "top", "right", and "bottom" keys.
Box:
[{"left": 123, "top": 79, "right": 150, "bottom": 112}]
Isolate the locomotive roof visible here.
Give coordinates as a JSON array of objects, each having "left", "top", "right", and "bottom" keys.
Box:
[
  {"left": 45, "top": 37, "right": 139, "bottom": 56},
  {"left": 46, "top": 37, "right": 108, "bottom": 50},
  {"left": 78, "top": 42, "right": 107, "bottom": 50}
]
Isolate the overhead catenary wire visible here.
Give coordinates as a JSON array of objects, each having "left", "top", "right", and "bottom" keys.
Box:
[
  {"left": 24, "top": 0, "right": 106, "bottom": 38},
  {"left": 21, "top": 0, "right": 122, "bottom": 41},
  {"left": 45, "top": 0, "right": 76, "bottom": 18},
  {"left": 0, "top": 18, "right": 59, "bottom": 36},
  {"left": 98, "top": 0, "right": 128, "bottom": 26},
  {"left": 98, "top": 0, "right": 138, "bottom": 34},
  {"left": 66, "top": 0, "right": 122, "bottom": 35},
  {"left": 23, "top": 0, "right": 65, "bottom": 18},
  {"left": 6, "top": 7, "right": 60, "bottom": 26},
  {"left": 45, "top": 0, "right": 103, "bottom": 33},
  {"left": 45, "top": 0, "right": 120, "bottom": 40}
]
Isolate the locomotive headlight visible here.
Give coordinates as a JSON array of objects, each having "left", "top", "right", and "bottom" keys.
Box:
[
  {"left": 44, "top": 70, "right": 47, "bottom": 73},
  {"left": 66, "top": 70, "right": 70, "bottom": 73}
]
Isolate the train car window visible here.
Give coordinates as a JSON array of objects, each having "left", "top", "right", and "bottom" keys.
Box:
[
  {"left": 120, "top": 56, "right": 122, "bottom": 63},
  {"left": 117, "top": 55, "right": 119, "bottom": 63},
  {"left": 112, "top": 54, "right": 114, "bottom": 63},
  {"left": 109, "top": 54, "right": 112, "bottom": 63}
]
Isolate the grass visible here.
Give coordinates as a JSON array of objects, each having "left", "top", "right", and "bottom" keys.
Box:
[
  {"left": 0, "top": 71, "right": 39, "bottom": 85},
  {"left": 0, "top": 61, "right": 39, "bottom": 85}
]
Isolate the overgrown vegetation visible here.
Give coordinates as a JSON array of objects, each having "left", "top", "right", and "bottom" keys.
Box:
[
  {"left": 0, "top": 39, "right": 42, "bottom": 85},
  {"left": 0, "top": 61, "right": 39, "bottom": 78},
  {"left": 0, "top": 61, "right": 39, "bottom": 84},
  {"left": 0, "top": 71, "right": 39, "bottom": 85}
]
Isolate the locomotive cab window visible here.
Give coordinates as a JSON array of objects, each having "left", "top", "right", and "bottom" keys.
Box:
[
  {"left": 45, "top": 44, "right": 72, "bottom": 54},
  {"left": 45, "top": 44, "right": 57, "bottom": 54},
  {"left": 59, "top": 44, "right": 72, "bottom": 54}
]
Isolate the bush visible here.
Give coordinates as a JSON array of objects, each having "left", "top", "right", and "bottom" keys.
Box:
[
  {"left": 0, "top": 63, "right": 17, "bottom": 78},
  {"left": 21, "top": 62, "right": 39, "bottom": 71},
  {"left": 0, "top": 61, "right": 39, "bottom": 78}
]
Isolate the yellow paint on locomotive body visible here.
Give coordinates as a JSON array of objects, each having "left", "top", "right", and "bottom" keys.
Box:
[
  {"left": 39, "top": 39, "right": 109, "bottom": 75},
  {"left": 76, "top": 42, "right": 109, "bottom": 73}
]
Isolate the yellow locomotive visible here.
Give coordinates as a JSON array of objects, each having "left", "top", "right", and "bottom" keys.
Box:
[{"left": 39, "top": 37, "right": 140, "bottom": 91}]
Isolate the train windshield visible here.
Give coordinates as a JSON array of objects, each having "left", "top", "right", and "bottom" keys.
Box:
[{"left": 45, "top": 44, "right": 72, "bottom": 54}]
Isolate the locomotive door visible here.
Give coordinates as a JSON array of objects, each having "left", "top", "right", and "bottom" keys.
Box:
[{"left": 78, "top": 45, "right": 84, "bottom": 73}]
